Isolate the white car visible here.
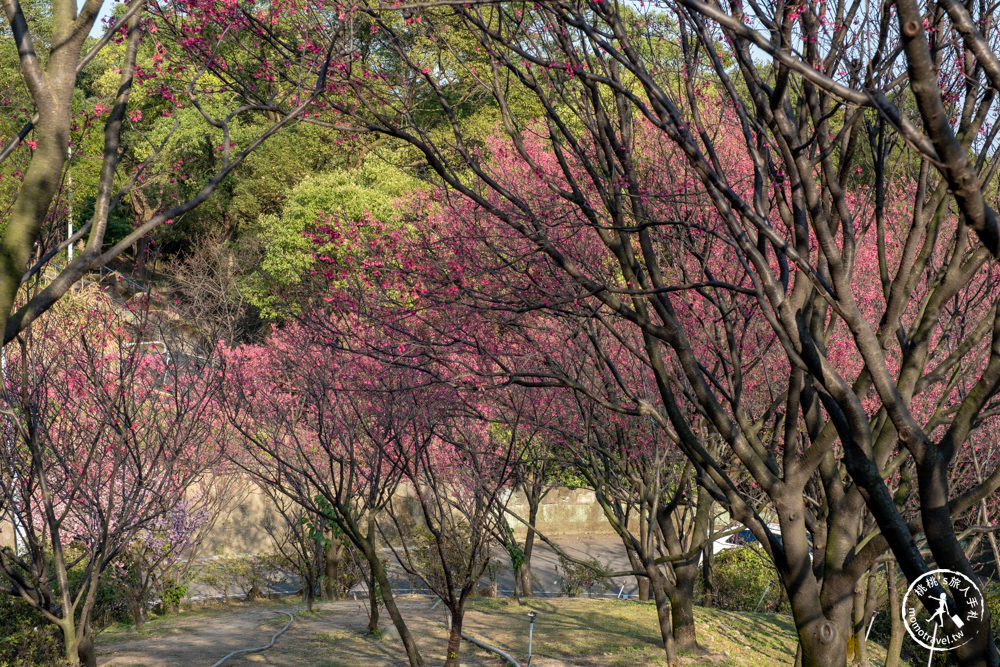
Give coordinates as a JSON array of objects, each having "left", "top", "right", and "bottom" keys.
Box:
[{"left": 711, "top": 522, "right": 782, "bottom": 554}]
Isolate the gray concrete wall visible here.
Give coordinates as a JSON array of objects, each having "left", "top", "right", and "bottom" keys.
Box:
[
  {"left": 203, "top": 483, "right": 615, "bottom": 556},
  {"left": 0, "top": 482, "right": 617, "bottom": 558},
  {"left": 506, "top": 487, "right": 611, "bottom": 538}
]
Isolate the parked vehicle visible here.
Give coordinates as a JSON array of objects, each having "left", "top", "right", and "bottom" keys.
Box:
[{"left": 711, "top": 523, "right": 782, "bottom": 554}]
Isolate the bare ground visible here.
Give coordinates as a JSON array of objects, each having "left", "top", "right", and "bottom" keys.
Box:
[
  {"left": 98, "top": 597, "right": 507, "bottom": 667},
  {"left": 98, "top": 596, "right": 878, "bottom": 667}
]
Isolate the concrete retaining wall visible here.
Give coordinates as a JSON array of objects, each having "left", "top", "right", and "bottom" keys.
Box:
[
  {"left": 204, "top": 483, "right": 614, "bottom": 556},
  {"left": 0, "top": 483, "right": 616, "bottom": 557}
]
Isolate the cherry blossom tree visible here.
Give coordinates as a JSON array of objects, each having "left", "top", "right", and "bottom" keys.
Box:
[
  {"left": 0, "top": 298, "right": 226, "bottom": 666},
  {"left": 377, "top": 383, "right": 527, "bottom": 667},
  {"left": 490, "top": 384, "right": 562, "bottom": 600},
  {"left": 222, "top": 321, "right": 425, "bottom": 665},
  {"left": 292, "top": 4, "right": 1000, "bottom": 664},
  {"left": 115, "top": 476, "right": 239, "bottom": 627}
]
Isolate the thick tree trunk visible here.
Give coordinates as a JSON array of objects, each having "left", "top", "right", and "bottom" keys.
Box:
[
  {"left": 786, "top": 589, "right": 850, "bottom": 667},
  {"left": 323, "top": 539, "right": 342, "bottom": 600},
  {"left": 302, "top": 577, "right": 315, "bottom": 612},
  {"left": 668, "top": 562, "right": 700, "bottom": 654},
  {"left": 646, "top": 567, "right": 679, "bottom": 664},
  {"left": 132, "top": 604, "right": 147, "bottom": 631},
  {"left": 61, "top": 620, "right": 80, "bottom": 667},
  {"left": 77, "top": 625, "right": 96, "bottom": 667},
  {"left": 795, "top": 617, "right": 848, "bottom": 667},
  {"left": 443, "top": 611, "right": 464, "bottom": 667},
  {"left": 518, "top": 560, "right": 532, "bottom": 599}
]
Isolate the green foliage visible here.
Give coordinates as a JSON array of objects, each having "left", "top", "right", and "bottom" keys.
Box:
[
  {"left": 0, "top": 594, "right": 63, "bottom": 667},
  {"left": 242, "top": 161, "right": 421, "bottom": 320},
  {"left": 708, "top": 547, "right": 788, "bottom": 613},
  {"left": 501, "top": 520, "right": 525, "bottom": 574},
  {"left": 159, "top": 580, "right": 188, "bottom": 614},
  {"left": 198, "top": 555, "right": 281, "bottom": 601},
  {"left": 0, "top": 547, "right": 139, "bottom": 664}
]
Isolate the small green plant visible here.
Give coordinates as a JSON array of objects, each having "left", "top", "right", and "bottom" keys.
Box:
[
  {"left": 709, "top": 547, "right": 788, "bottom": 613},
  {"left": 159, "top": 580, "right": 188, "bottom": 613}
]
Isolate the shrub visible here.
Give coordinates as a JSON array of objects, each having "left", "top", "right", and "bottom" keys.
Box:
[
  {"left": 199, "top": 555, "right": 281, "bottom": 601},
  {"left": 0, "top": 549, "right": 136, "bottom": 666},
  {"left": 159, "top": 580, "right": 189, "bottom": 614},
  {"left": 709, "top": 547, "right": 788, "bottom": 613},
  {"left": 556, "top": 554, "right": 609, "bottom": 597},
  {"left": 985, "top": 579, "right": 1000, "bottom": 641},
  {"left": 0, "top": 594, "right": 63, "bottom": 667}
]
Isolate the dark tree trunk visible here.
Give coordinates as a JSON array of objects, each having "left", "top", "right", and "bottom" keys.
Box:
[
  {"left": 701, "top": 542, "right": 714, "bottom": 608},
  {"left": 367, "top": 569, "right": 380, "bottom": 634},
  {"left": 302, "top": 576, "right": 315, "bottom": 612},
  {"left": 132, "top": 605, "right": 147, "bottom": 631},
  {"left": 520, "top": 500, "right": 539, "bottom": 597},
  {"left": 323, "top": 539, "right": 342, "bottom": 600},
  {"left": 518, "top": 560, "right": 532, "bottom": 599},
  {"left": 442, "top": 605, "right": 465, "bottom": 667},
  {"left": 77, "top": 625, "right": 96, "bottom": 667},
  {"left": 668, "top": 561, "right": 700, "bottom": 654},
  {"left": 646, "top": 567, "right": 679, "bottom": 664}
]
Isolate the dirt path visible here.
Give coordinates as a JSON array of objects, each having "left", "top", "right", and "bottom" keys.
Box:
[
  {"left": 99, "top": 603, "right": 296, "bottom": 667},
  {"left": 98, "top": 598, "right": 509, "bottom": 667}
]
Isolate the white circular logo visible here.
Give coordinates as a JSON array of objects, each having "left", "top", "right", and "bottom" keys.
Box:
[{"left": 901, "top": 568, "right": 985, "bottom": 651}]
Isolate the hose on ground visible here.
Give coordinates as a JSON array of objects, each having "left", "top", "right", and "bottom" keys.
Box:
[
  {"left": 460, "top": 629, "right": 522, "bottom": 667},
  {"left": 210, "top": 610, "right": 297, "bottom": 667},
  {"left": 435, "top": 607, "right": 522, "bottom": 667}
]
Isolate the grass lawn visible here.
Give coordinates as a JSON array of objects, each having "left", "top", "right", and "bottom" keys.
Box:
[{"left": 462, "top": 598, "right": 799, "bottom": 665}]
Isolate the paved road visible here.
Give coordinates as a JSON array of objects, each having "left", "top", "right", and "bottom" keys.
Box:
[
  {"left": 373, "top": 534, "right": 637, "bottom": 599},
  {"left": 491, "top": 534, "right": 637, "bottom": 598},
  {"left": 191, "top": 534, "right": 638, "bottom": 603}
]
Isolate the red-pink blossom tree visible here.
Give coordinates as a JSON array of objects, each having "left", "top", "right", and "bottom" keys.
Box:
[
  {"left": 221, "top": 321, "right": 424, "bottom": 665},
  {"left": 292, "top": 5, "right": 1000, "bottom": 662},
  {"left": 0, "top": 299, "right": 226, "bottom": 666},
  {"left": 376, "top": 382, "right": 530, "bottom": 667}
]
